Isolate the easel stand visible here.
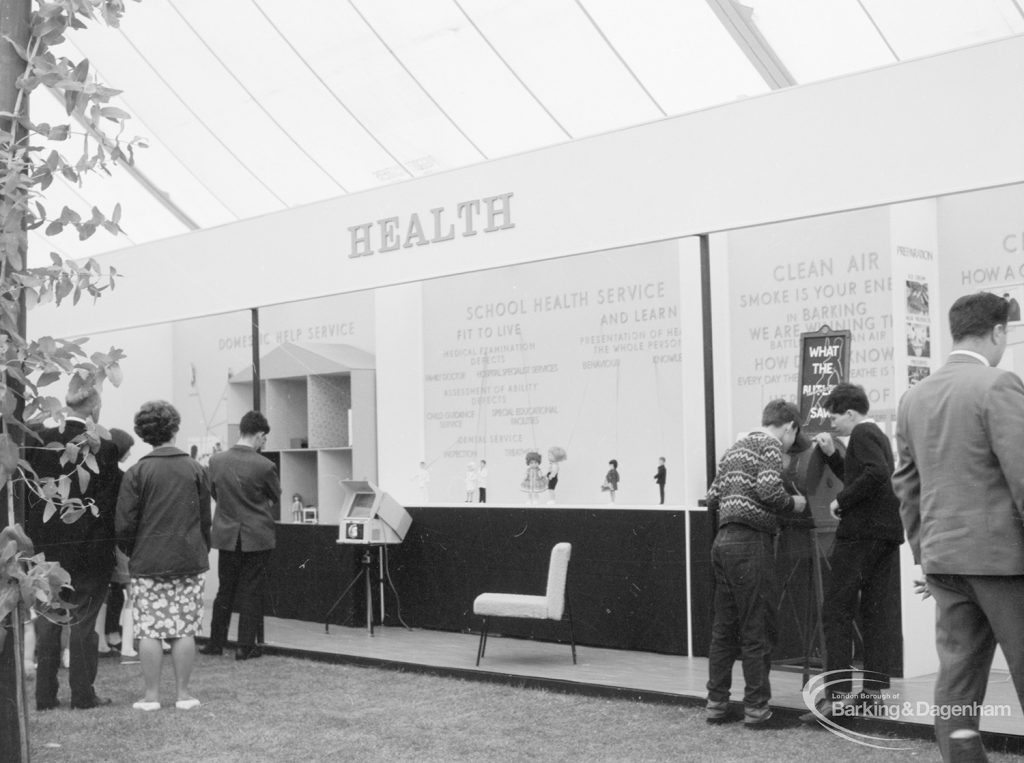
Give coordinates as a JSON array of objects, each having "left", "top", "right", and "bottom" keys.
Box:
[
  {"left": 324, "top": 546, "right": 380, "bottom": 636},
  {"left": 775, "top": 524, "right": 828, "bottom": 684}
]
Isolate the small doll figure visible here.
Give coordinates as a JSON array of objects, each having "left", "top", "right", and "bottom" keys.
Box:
[
  {"left": 546, "top": 446, "right": 567, "bottom": 504},
  {"left": 464, "top": 461, "right": 478, "bottom": 503},
  {"left": 520, "top": 451, "right": 549, "bottom": 505},
  {"left": 414, "top": 461, "right": 431, "bottom": 504},
  {"left": 291, "top": 493, "right": 304, "bottom": 523},
  {"left": 604, "top": 459, "right": 620, "bottom": 504}
]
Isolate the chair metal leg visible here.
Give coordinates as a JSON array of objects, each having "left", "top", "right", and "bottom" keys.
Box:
[
  {"left": 476, "top": 617, "right": 489, "bottom": 666},
  {"left": 566, "top": 600, "right": 577, "bottom": 665}
]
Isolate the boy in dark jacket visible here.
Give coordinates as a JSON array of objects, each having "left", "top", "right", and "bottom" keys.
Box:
[{"left": 802, "top": 383, "right": 904, "bottom": 722}]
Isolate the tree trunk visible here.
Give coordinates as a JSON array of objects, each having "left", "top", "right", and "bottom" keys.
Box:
[{"left": 0, "top": 1, "right": 32, "bottom": 761}]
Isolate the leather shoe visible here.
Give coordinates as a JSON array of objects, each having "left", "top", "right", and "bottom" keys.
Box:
[
  {"left": 36, "top": 700, "right": 60, "bottom": 711},
  {"left": 198, "top": 644, "right": 224, "bottom": 656},
  {"left": 235, "top": 646, "right": 263, "bottom": 661},
  {"left": 71, "top": 695, "right": 112, "bottom": 710}
]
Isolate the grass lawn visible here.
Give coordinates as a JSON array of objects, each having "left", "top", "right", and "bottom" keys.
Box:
[{"left": 24, "top": 653, "right": 1024, "bottom": 762}]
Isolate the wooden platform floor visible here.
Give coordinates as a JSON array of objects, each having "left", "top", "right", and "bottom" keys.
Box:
[{"left": 241, "top": 610, "right": 1022, "bottom": 743}]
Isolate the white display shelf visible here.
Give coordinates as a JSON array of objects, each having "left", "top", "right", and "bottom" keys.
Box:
[{"left": 227, "top": 343, "right": 378, "bottom": 525}]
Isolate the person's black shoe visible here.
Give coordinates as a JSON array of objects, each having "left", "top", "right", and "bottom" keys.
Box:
[
  {"left": 198, "top": 644, "right": 224, "bottom": 656},
  {"left": 70, "top": 695, "right": 112, "bottom": 710},
  {"left": 235, "top": 646, "right": 263, "bottom": 661},
  {"left": 742, "top": 707, "right": 775, "bottom": 728},
  {"left": 704, "top": 700, "right": 739, "bottom": 724},
  {"left": 36, "top": 699, "right": 60, "bottom": 711}
]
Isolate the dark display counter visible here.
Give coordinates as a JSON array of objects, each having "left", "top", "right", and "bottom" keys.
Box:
[{"left": 265, "top": 505, "right": 713, "bottom": 656}]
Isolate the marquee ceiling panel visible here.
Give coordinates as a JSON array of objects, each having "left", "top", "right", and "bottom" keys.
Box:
[{"left": 22, "top": 0, "right": 1023, "bottom": 267}]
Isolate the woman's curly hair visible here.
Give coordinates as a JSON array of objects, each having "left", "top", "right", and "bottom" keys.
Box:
[{"left": 133, "top": 400, "right": 181, "bottom": 446}]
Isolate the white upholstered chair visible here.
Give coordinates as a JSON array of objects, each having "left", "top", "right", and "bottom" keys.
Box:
[{"left": 473, "top": 542, "right": 576, "bottom": 665}]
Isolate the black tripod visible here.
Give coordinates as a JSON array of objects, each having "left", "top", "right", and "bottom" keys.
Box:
[
  {"left": 776, "top": 525, "right": 828, "bottom": 685},
  {"left": 324, "top": 546, "right": 378, "bottom": 636}
]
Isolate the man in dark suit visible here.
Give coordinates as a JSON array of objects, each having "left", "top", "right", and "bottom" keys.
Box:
[
  {"left": 25, "top": 383, "right": 121, "bottom": 710},
  {"left": 801, "top": 383, "right": 903, "bottom": 723},
  {"left": 893, "top": 291, "right": 1024, "bottom": 762},
  {"left": 202, "top": 411, "right": 281, "bottom": 660}
]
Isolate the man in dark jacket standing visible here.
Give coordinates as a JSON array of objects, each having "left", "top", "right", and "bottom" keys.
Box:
[
  {"left": 802, "top": 383, "right": 904, "bottom": 722},
  {"left": 202, "top": 411, "right": 281, "bottom": 660},
  {"left": 25, "top": 383, "right": 121, "bottom": 710}
]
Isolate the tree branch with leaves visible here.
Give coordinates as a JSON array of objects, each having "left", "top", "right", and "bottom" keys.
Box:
[{"left": 1, "top": 2, "right": 139, "bottom": 758}]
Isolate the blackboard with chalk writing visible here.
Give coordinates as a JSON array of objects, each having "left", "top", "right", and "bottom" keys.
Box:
[{"left": 797, "top": 326, "right": 851, "bottom": 435}]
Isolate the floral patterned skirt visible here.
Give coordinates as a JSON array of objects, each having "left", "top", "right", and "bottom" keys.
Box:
[{"left": 130, "top": 575, "right": 205, "bottom": 640}]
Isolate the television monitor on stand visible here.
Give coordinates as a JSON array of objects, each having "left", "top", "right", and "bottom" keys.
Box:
[{"left": 337, "top": 480, "right": 411, "bottom": 545}]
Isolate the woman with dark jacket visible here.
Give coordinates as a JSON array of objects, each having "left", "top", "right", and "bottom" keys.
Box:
[{"left": 116, "top": 400, "right": 211, "bottom": 711}]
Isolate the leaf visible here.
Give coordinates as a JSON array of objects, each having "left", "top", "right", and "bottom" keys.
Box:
[
  {"left": 37, "top": 370, "right": 61, "bottom": 388},
  {"left": 99, "top": 106, "right": 130, "bottom": 121},
  {"left": 61, "top": 441, "right": 79, "bottom": 465},
  {"left": 45, "top": 220, "right": 63, "bottom": 236},
  {"left": 61, "top": 505, "right": 85, "bottom": 524},
  {"left": 48, "top": 124, "right": 70, "bottom": 141},
  {"left": 76, "top": 465, "right": 92, "bottom": 494},
  {"left": 73, "top": 58, "right": 89, "bottom": 84},
  {"left": 55, "top": 276, "right": 73, "bottom": 302},
  {"left": 1, "top": 33, "right": 29, "bottom": 62}
]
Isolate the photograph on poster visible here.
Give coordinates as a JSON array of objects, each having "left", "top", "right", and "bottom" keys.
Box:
[
  {"left": 984, "top": 283, "right": 1024, "bottom": 323},
  {"left": 906, "top": 322, "right": 930, "bottom": 358},
  {"left": 907, "top": 364, "right": 930, "bottom": 387},
  {"left": 906, "top": 280, "right": 930, "bottom": 317}
]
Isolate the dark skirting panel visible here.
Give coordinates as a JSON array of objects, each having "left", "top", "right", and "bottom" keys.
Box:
[
  {"left": 266, "top": 526, "right": 362, "bottom": 627},
  {"left": 267, "top": 506, "right": 708, "bottom": 656}
]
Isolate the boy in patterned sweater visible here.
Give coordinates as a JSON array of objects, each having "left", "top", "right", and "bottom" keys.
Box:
[{"left": 705, "top": 399, "right": 808, "bottom": 727}]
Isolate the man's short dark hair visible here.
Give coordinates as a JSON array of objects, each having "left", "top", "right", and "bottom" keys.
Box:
[
  {"left": 822, "top": 383, "right": 869, "bottom": 415},
  {"left": 949, "top": 292, "right": 1009, "bottom": 342},
  {"left": 761, "top": 399, "right": 801, "bottom": 429},
  {"left": 66, "top": 383, "right": 101, "bottom": 417},
  {"left": 239, "top": 410, "right": 270, "bottom": 436}
]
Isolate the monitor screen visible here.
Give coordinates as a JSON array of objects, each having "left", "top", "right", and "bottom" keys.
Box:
[{"left": 348, "top": 492, "right": 375, "bottom": 518}]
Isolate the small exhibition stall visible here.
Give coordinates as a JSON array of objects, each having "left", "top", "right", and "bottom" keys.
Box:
[{"left": 32, "top": 36, "right": 1024, "bottom": 676}]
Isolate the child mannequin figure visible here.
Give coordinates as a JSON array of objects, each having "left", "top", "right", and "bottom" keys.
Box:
[
  {"left": 464, "top": 462, "right": 478, "bottom": 502},
  {"left": 604, "top": 459, "right": 620, "bottom": 504},
  {"left": 520, "top": 452, "right": 548, "bottom": 505},
  {"left": 546, "top": 446, "right": 567, "bottom": 504}
]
